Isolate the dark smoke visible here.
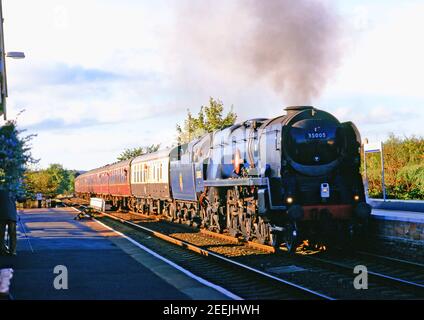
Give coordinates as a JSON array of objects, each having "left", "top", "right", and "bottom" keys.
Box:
[
  {"left": 175, "top": 0, "right": 342, "bottom": 104},
  {"left": 246, "top": 0, "right": 341, "bottom": 104}
]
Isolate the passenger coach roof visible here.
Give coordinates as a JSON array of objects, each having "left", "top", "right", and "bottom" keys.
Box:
[
  {"left": 76, "top": 165, "right": 110, "bottom": 178},
  {"left": 107, "top": 159, "right": 131, "bottom": 170},
  {"left": 132, "top": 149, "right": 170, "bottom": 163},
  {"left": 76, "top": 159, "right": 131, "bottom": 179}
]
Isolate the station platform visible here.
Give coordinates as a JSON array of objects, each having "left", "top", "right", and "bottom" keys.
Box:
[
  {"left": 368, "top": 207, "right": 424, "bottom": 263},
  {"left": 0, "top": 208, "right": 231, "bottom": 300},
  {"left": 372, "top": 208, "right": 424, "bottom": 224},
  {"left": 370, "top": 208, "right": 424, "bottom": 241}
]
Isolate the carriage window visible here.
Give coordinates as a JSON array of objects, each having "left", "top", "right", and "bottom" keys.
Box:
[
  {"left": 143, "top": 166, "right": 146, "bottom": 182},
  {"left": 137, "top": 167, "right": 140, "bottom": 183}
]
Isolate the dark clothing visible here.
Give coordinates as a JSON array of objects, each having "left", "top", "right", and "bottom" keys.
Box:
[
  {"left": 0, "top": 191, "right": 18, "bottom": 255},
  {"left": 0, "top": 190, "right": 17, "bottom": 222},
  {"left": 0, "top": 221, "right": 16, "bottom": 254}
]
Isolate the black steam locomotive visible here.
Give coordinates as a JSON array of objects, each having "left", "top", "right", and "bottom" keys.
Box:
[{"left": 76, "top": 106, "right": 371, "bottom": 252}]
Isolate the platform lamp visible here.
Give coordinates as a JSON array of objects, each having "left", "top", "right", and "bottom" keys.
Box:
[{"left": 0, "top": 0, "right": 26, "bottom": 121}]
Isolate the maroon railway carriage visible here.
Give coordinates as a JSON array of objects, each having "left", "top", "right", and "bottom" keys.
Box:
[
  {"left": 91, "top": 166, "right": 110, "bottom": 195},
  {"left": 75, "top": 160, "right": 132, "bottom": 208},
  {"left": 107, "top": 160, "right": 131, "bottom": 196}
]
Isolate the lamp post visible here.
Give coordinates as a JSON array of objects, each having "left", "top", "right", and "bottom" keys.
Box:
[{"left": 0, "top": 0, "right": 25, "bottom": 121}]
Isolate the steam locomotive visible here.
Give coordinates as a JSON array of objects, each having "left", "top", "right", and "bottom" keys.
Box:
[{"left": 75, "top": 106, "right": 371, "bottom": 252}]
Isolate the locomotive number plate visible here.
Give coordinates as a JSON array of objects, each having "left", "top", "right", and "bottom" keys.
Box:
[{"left": 307, "top": 132, "right": 327, "bottom": 139}]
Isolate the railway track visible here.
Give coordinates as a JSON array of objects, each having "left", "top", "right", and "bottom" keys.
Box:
[
  {"left": 356, "top": 251, "right": 424, "bottom": 270},
  {"left": 306, "top": 250, "right": 424, "bottom": 289},
  {"left": 299, "top": 254, "right": 424, "bottom": 294},
  {"left": 71, "top": 206, "right": 334, "bottom": 300},
  {"left": 63, "top": 199, "right": 424, "bottom": 299}
]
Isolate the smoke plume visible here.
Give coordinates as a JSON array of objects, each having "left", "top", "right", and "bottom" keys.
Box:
[{"left": 175, "top": 0, "right": 342, "bottom": 105}]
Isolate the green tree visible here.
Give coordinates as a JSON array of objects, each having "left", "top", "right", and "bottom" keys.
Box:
[
  {"left": 0, "top": 120, "right": 37, "bottom": 196},
  {"left": 24, "top": 164, "right": 77, "bottom": 198},
  {"left": 46, "top": 164, "right": 72, "bottom": 195},
  {"left": 176, "top": 97, "right": 237, "bottom": 144},
  {"left": 117, "top": 144, "right": 161, "bottom": 161},
  {"left": 25, "top": 170, "right": 57, "bottom": 198}
]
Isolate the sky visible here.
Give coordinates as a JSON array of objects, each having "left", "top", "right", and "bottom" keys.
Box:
[{"left": 2, "top": 0, "right": 424, "bottom": 171}]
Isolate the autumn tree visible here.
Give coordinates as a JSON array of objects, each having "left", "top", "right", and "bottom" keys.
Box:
[
  {"left": 117, "top": 144, "right": 161, "bottom": 161},
  {"left": 176, "top": 97, "right": 237, "bottom": 144},
  {"left": 364, "top": 134, "right": 424, "bottom": 199},
  {"left": 24, "top": 164, "right": 76, "bottom": 198}
]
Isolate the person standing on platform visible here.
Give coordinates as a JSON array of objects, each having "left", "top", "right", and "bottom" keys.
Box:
[
  {"left": 0, "top": 190, "right": 17, "bottom": 256},
  {"left": 36, "top": 193, "right": 43, "bottom": 208}
]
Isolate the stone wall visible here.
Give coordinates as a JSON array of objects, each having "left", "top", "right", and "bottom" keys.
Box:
[{"left": 368, "top": 218, "right": 424, "bottom": 263}]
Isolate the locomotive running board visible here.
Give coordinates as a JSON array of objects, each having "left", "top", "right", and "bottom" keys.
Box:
[
  {"left": 203, "top": 178, "right": 287, "bottom": 211},
  {"left": 203, "top": 177, "right": 268, "bottom": 187}
]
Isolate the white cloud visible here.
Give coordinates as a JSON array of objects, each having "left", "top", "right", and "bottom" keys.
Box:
[
  {"left": 327, "top": 2, "right": 424, "bottom": 98},
  {"left": 2, "top": 0, "right": 424, "bottom": 170}
]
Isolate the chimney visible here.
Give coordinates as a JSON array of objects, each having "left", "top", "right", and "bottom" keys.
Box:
[{"left": 285, "top": 106, "right": 314, "bottom": 116}]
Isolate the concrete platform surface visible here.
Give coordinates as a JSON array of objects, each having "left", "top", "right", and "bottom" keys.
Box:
[
  {"left": 0, "top": 208, "right": 231, "bottom": 300},
  {"left": 368, "top": 199, "right": 424, "bottom": 213},
  {"left": 372, "top": 208, "right": 424, "bottom": 223}
]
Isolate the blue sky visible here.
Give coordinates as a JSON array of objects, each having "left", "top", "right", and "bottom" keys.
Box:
[{"left": 2, "top": 0, "right": 424, "bottom": 170}]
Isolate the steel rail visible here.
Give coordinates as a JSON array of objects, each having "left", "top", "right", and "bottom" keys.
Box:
[
  {"left": 356, "top": 251, "right": 424, "bottom": 269},
  {"left": 89, "top": 208, "right": 335, "bottom": 300},
  {"left": 300, "top": 254, "right": 424, "bottom": 292}
]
